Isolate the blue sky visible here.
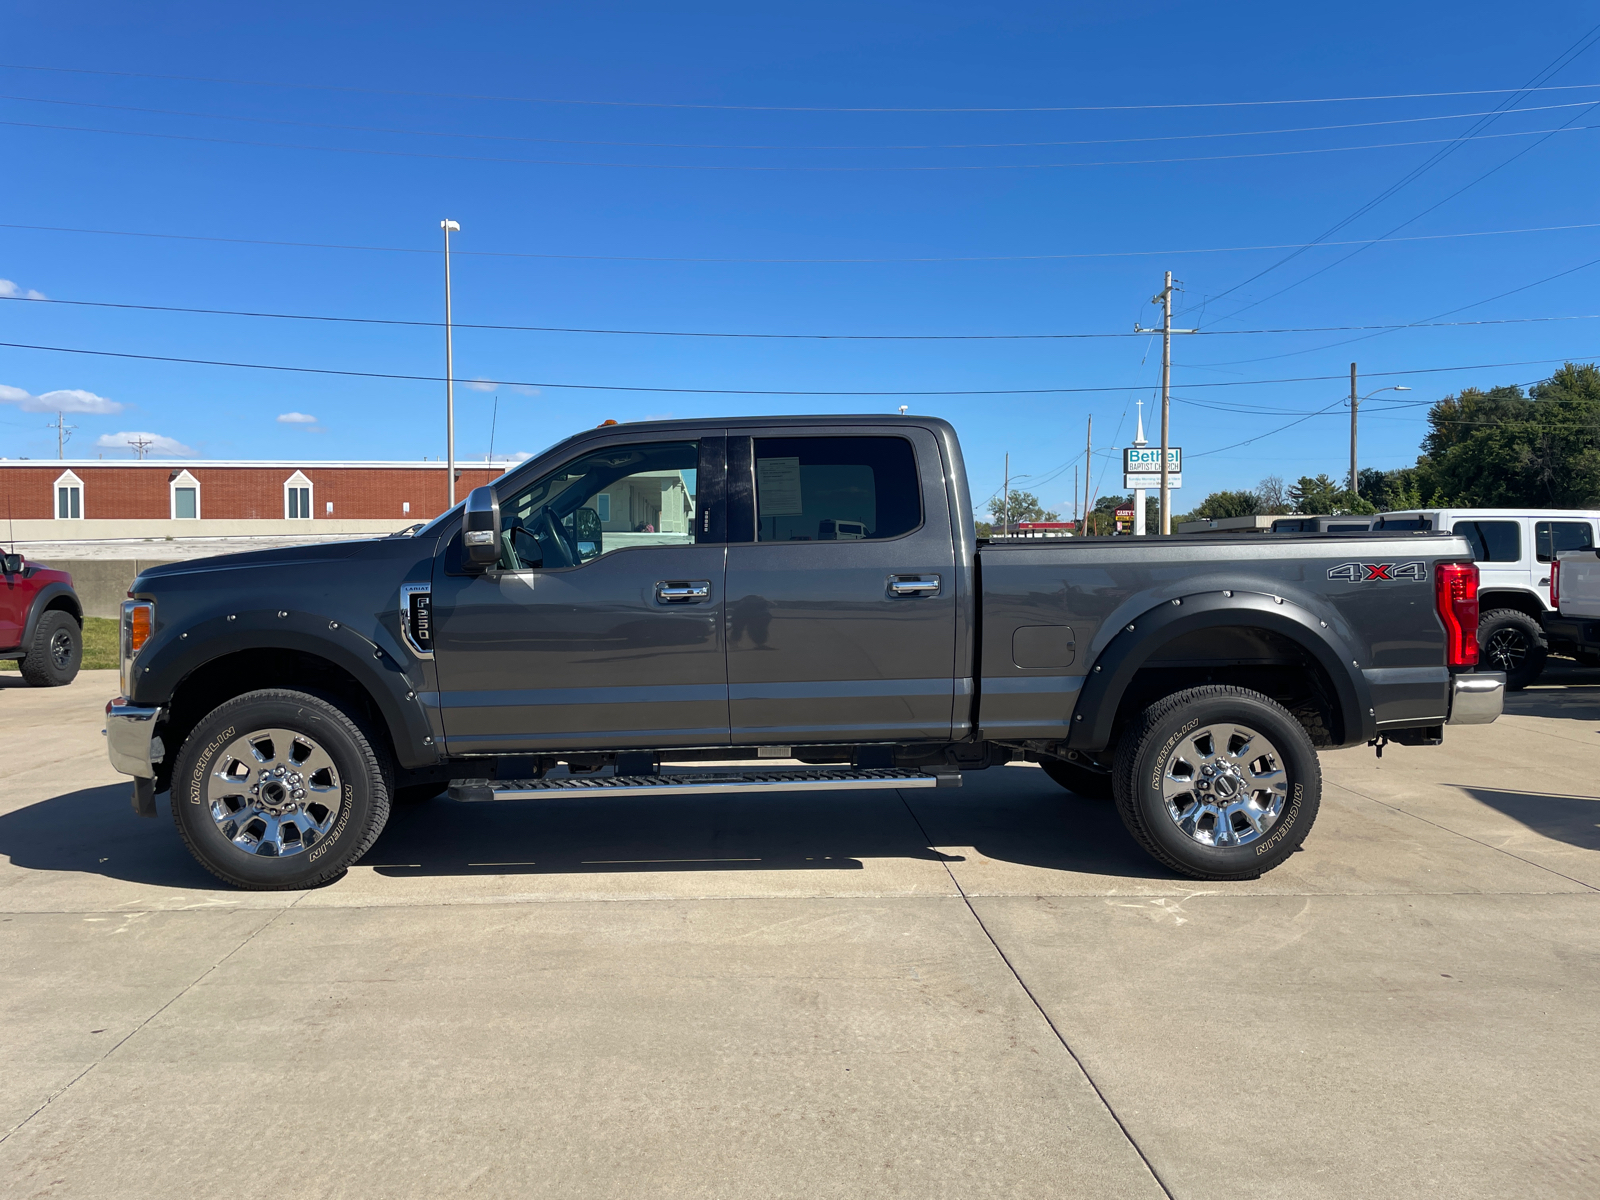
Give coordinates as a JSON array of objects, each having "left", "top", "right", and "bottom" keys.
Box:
[{"left": 2, "top": 1, "right": 1598, "bottom": 518}]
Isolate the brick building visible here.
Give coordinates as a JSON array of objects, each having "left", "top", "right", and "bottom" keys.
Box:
[{"left": 0, "top": 460, "right": 506, "bottom": 532}]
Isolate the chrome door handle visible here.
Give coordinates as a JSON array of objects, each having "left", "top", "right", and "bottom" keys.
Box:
[
  {"left": 889, "top": 574, "right": 941, "bottom": 596},
  {"left": 657, "top": 580, "right": 711, "bottom": 603}
]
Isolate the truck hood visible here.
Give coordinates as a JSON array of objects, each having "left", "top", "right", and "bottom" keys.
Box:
[{"left": 135, "top": 537, "right": 398, "bottom": 580}]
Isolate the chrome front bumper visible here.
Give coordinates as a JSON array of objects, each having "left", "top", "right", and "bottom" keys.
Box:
[
  {"left": 104, "top": 699, "right": 165, "bottom": 778},
  {"left": 1447, "top": 672, "right": 1505, "bottom": 725}
]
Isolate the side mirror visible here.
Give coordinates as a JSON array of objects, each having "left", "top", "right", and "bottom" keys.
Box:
[
  {"left": 462, "top": 486, "right": 501, "bottom": 569},
  {"left": 0, "top": 553, "right": 21, "bottom": 576}
]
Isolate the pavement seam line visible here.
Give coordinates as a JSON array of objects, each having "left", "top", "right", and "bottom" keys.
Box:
[
  {"left": 896, "top": 791, "right": 1178, "bottom": 1200},
  {"left": 0, "top": 894, "right": 306, "bottom": 1147},
  {"left": 1326, "top": 778, "right": 1600, "bottom": 893}
]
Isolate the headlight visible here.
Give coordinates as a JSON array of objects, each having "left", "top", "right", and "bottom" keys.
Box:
[{"left": 120, "top": 600, "right": 154, "bottom": 695}]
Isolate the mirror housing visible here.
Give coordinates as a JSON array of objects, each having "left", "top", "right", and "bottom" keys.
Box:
[
  {"left": 0, "top": 552, "right": 21, "bottom": 575},
  {"left": 461, "top": 486, "right": 501, "bottom": 569}
]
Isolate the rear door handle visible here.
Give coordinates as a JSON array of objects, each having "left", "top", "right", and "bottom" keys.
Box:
[
  {"left": 657, "top": 580, "right": 711, "bottom": 604},
  {"left": 889, "top": 574, "right": 941, "bottom": 597}
]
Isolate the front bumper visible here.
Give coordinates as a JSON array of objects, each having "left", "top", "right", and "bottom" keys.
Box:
[
  {"left": 1447, "top": 672, "right": 1505, "bottom": 725},
  {"left": 105, "top": 699, "right": 165, "bottom": 778}
]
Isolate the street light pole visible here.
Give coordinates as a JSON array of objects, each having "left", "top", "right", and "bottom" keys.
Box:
[
  {"left": 1350, "top": 365, "right": 1411, "bottom": 500},
  {"left": 441, "top": 218, "right": 461, "bottom": 507}
]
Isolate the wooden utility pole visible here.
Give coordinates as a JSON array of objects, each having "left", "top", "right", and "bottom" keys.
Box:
[
  {"left": 1002, "top": 453, "right": 1010, "bottom": 536},
  {"left": 1350, "top": 362, "right": 1359, "bottom": 498},
  {"left": 1084, "top": 415, "right": 1093, "bottom": 536},
  {"left": 1073, "top": 465, "right": 1079, "bottom": 533},
  {"left": 1134, "top": 272, "right": 1197, "bottom": 534}
]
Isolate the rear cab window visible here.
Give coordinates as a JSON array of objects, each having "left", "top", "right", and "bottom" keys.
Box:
[
  {"left": 1535, "top": 520, "right": 1595, "bottom": 563},
  {"left": 752, "top": 436, "right": 921, "bottom": 542},
  {"left": 1452, "top": 520, "right": 1521, "bottom": 563}
]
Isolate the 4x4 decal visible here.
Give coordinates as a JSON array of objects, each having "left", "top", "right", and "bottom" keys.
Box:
[{"left": 1328, "top": 560, "right": 1426, "bottom": 583}]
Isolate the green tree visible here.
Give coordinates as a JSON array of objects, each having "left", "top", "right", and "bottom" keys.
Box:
[
  {"left": 1413, "top": 363, "right": 1600, "bottom": 507},
  {"left": 1255, "top": 475, "right": 1289, "bottom": 515},
  {"left": 1084, "top": 492, "right": 1158, "bottom": 534},
  {"left": 985, "top": 488, "right": 1059, "bottom": 533},
  {"left": 1289, "top": 474, "right": 1344, "bottom": 514},
  {"left": 1189, "top": 489, "right": 1261, "bottom": 519}
]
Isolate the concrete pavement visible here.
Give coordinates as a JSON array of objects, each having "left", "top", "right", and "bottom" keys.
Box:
[{"left": 1, "top": 668, "right": 1596, "bottom": 1197}]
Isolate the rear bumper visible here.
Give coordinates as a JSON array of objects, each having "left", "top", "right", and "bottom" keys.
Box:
[
  {"left": 1447, "top": 673, "right": 1504, "bottom": 725},
  {"left": 104, "top": 699, "right": 165, "bottom": 778}
]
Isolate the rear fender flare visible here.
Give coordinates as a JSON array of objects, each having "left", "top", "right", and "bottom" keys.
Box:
[{"left": 1064, "top": 590, "right": 1374, "bottom": 753}]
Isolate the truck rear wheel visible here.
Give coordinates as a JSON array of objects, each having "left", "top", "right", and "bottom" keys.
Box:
[
  {"left": 1477, "top": 608, "right": 1546, "bottom": 690},
  {"left": 1039, "top": 757, "right": 1114, "bottom": 799},
  {"left": 170, "top": 689, "right": 392, "bottom": 890},
  {"left": 19, "top": 610, "right": 81, "bottom": 687},
  {"left": 1112, "top": 685, "right": 1320, "bottom": 881}
]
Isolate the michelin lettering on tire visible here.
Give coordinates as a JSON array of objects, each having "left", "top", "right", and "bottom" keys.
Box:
[
  {"left": 308, "top": 782, "right": 356, "bottom": 863},
  {"left": 1255, "top": 783, "right": 1304, "bottom": 856},
  {"left": 1151, "top": 717, "right": 1200, "bottom": 791},
  {"left": 188, "top": 725, "right": 235, "bottom": 805}
]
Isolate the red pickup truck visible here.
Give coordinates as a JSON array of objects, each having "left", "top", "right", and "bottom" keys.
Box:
[{"left": 1, "top": 551, "right": 83, "bottom": 686}]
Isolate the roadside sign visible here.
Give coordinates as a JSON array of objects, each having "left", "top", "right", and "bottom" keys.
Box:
[
  {"left": 1114, "top": 505, "right": 1135, "bottom": 533},
  {"left": 1125, "top": 473, "right": 1181, "bottom": 490}
]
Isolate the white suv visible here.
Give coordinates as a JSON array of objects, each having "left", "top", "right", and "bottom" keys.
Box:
[{"left": 1372, "top": 508, "right": 1600, "bottom": 688}]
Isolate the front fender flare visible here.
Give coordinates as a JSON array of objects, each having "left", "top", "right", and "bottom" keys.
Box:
[
  {"left": 1064, "top": 590, "right": 1375, "bottom": 753},
  {"left": 21, "top": 581, "right": 82, "bottom": 648}
]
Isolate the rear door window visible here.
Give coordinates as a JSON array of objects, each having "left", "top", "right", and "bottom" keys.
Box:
[
  {"left": 1453, "top": 520, "right": 1521, "bottom": 562},
  {"left": 1535, "top": 520, "right": 1594, "bottom": 562},
  {"left": 1373, "top": 516, "right": 1432, "bottom": 530},
  {"left": 752, "top": 436, "right": 921, "bottom": 542}
]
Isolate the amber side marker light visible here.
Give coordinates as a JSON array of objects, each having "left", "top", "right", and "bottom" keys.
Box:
[{"left": 129, "top": 604, "right": 153, "bottom": 653}]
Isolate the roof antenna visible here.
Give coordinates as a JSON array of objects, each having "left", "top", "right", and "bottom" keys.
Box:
[{"left": 487, "top": 394, "right": 499, "bottom": 466}]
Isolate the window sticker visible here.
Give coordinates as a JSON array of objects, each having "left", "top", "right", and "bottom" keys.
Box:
[{"left": 756, "top": 457, "right": 804, "bottom": 516}]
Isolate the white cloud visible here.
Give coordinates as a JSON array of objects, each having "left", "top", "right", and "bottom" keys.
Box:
[
  {"left": 277, "top": 411, "right": 318, "bottom": 424},
  {"left": 465, "top": 379, "right": 538, "bottom": 396},
  {"left": 0, "top": 279, "right": 46, "bottom": 300},
  {"left": 0, "top": 384, "right": 122, "bottom": 414},
  {"left": 94, "top": 431, "right": 195, "bottom": 457},
  {"left": 464, "top": 378, "right": 497, "bottom": 392}
]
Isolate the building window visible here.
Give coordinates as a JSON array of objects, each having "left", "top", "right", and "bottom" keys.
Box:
[
  {"left": 53, "top": 470, "right": 83, "bottom": 520},
  {"left": 170, "top": 470, "right": 201, "bottom": 520},
  {"left": 284, "top": 471, "right": 313, "bottom": 519}
]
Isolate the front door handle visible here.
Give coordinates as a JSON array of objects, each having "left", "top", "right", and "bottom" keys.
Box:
[
  {"left": 889, "top": 574, "right": 941, "bottom": 597},
  {"left": 657, "top": 580, "right": 711, "bottom": 604}
]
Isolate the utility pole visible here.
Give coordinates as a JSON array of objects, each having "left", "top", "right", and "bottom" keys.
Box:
[
  {"left": 1001, "top": 453, "right": 1010, "bottom": 536},
  {"left": 52, "top": 412, "right": 75, "bottom": 459},
  {"left": 1134, "top": 272, "right": 1197, "bottom": 534},
  {"left": 1350, "top": 362, "right": 1359, "bottom": 499},
  {"left": 441, "top": 218, "right": 461, "bottom": 507},
  {"left": 127, "top": 435, "right": 154, "bottom": 460},
  {"left": 1084, "top": 414, "right": 1093, "bottom": 536},
  {"left": 1073, "top": 465, "right": 1078, "bottom": 532}
]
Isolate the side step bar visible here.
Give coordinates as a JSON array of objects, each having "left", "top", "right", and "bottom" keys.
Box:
[{"left": 448, "top": 767, "right": 960, "bottom": 802}]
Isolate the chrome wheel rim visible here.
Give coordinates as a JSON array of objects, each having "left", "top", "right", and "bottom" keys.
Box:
[
  {"left": 48, "top": 629, "right": 73, "bottom": 668},
  {"left": 206, "top": 728, "right": 341, "bottom": 857},
  {"left": 1485, "top": 628, "right": 1527, "bottom": 671},
  {"left": 1161, "top": 722, "right": 1288, "bottom": 848}
]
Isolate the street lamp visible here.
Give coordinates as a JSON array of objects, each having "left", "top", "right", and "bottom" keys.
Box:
[
  {"left": 1349, "top": 361, "right": 1410, "bottom": 498},
  {"left": 442, "top": 219, "right": 461, "bottom": 506}
]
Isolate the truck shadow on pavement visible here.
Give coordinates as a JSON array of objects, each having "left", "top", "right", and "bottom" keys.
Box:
[
  {"left": 0, "top": 770, "right": 1169, "bottom": 888},
  {"left": 1456, "top": 787, "right": 1600, "bottom": 852}
]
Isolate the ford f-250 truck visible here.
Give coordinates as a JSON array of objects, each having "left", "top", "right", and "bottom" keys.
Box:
[{"left": 105, "top": 415, "right": 1503, "bottom": 890}]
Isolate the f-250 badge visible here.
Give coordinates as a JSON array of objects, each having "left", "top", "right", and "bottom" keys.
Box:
[{"left": 1327, "top": 561, "right": 1426, "bottom": 582}]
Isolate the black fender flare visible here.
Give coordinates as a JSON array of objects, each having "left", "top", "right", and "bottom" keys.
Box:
[
  {"left": 133, "top": 609, "right": 441, "bottom": 770},
  {"left": 21, "top": 581, "right": 82, "bottom": 648},
  {"left": 1064, "top": 590, "right": 1375, "bottom": 753}
]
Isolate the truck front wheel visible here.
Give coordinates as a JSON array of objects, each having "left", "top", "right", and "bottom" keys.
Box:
[
  {"left": 1112, "top": 685, "right": 1321, "bottom": 881},
  {"left": 169, "top": 689, "right": 392, "bottom": 890},
  {"left": 19, "top": 610, "right": 81, "bottom": 687}
]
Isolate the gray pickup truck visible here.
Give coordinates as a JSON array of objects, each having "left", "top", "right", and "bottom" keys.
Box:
[{"left": 105, "top": 415, "right": 1502, "bottom": 890}]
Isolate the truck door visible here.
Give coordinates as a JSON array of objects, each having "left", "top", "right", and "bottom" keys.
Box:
[
  {"left": 723, "top": 426, "right": 959, "bottom": 744},
  {"left": 430, "top": 434, "right": 730, "bottom": 754}
]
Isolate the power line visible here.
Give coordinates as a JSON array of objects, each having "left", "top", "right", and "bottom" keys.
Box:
[
  {"left": 6, "top": 116, "right": 1597, "bottom": 172},
  {"left": 6, "top": 218, "right": 1594, "bottom": 265},
  {"left": 1191, "top": 23, "right": 1600, "bottom": 314},
  {"left": 6, "top": 91, "right": 1596, "bottom": 150},
  {"left": 0, "top": 338, "right": 1593, "bottom": 395},
  {"left": 8, "top": 291, "right": 1600, "bottom": 340},
  {"left": 5, "top": 62, "right": 1600, "bottom": 113}
]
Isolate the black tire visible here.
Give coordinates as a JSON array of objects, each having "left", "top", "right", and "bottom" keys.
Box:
[
  {"left": 1112, "top": 685, "right": 1321, "bottom": 881},
  {"left": 170, "top": 689, "right": 392, "bottom": 890},
  {"left": 1039, "top": 757, "right": 1114, "bottom": 799},
  {"left": 18, "top": 610, "right": 81, "bottom": 687},
  {"left": 1478, "top": 608, "right": 1547, "bottom": 690}
]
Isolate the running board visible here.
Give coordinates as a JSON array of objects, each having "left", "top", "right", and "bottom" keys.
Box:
[{"left": 447, "top": 767, "right": 959, "bottom": 802}]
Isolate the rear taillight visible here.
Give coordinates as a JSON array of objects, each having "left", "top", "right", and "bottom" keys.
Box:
[
  {"left": 1551, "top": 557, "right": 1561, "bottom": 611},
  {"left": 1435, "top": 561, "right": 1480, "bottom": 668}
]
